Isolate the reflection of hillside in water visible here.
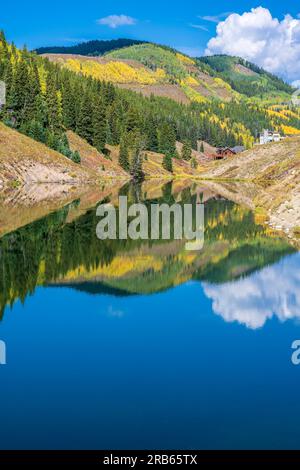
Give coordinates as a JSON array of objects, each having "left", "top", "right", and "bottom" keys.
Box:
[{"left": 0, "top": 182, "right": 296, "bottom": 318}]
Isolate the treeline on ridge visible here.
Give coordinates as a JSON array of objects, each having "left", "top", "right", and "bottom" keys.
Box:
[{"left": 34, "top": 39, "right": 146, "bottom": 57}]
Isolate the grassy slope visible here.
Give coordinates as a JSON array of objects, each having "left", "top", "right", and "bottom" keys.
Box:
[
  {"left": 106, "top": 143, "right": 208, "bottom": 179},
  {"left": 107, "top": 44, "right": 237, "bottom": 102},
  {"left": 0, "top": 123, "right": 97, "bottom": 188},
  {"left": 44, "top": 44, "right": 237, "bottom": 103},
  {"left": 44, "top": 45, "right": 294, "bottom": 105},
  {"left": 37, "top": 39, "right": 293, "bottom": 98},
  {"left": 67, "top": 130, "right": 128, "bottom": 178},
  {"left": 67, "top": 130, "right": 208, "bottom": 179}
]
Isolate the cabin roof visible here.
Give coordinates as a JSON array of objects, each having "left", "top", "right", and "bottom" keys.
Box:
[{"left": 231, "top": 146, "right": 245, "bottom": 153}]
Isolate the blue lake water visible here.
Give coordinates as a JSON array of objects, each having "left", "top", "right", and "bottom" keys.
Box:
[{"left": 0, "top": 184, "right": 300, "bottom": 449}]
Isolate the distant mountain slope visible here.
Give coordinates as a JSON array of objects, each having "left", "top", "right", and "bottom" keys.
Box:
[
  {"left": 36, "top": 39, "right": 295, "bottom": 103},
  {"left": 106, "top": 43, "right": 237, "bottom": 101},
  {"left": 35, "top": 38, "right": 145, "bottom": 56},
  {"left": 198, "top": 55, "right": 293, "bottom": 98}
]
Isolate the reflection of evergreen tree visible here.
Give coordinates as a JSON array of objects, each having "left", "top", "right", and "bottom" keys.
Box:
[
  {"left": 162, "top": 181, "right": 175, "bottom": 204},
  {"left": 0, "top": 187, "right": 295, "bottom": 318}
]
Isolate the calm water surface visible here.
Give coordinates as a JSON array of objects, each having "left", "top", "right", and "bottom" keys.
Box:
[{"left": 0, "top": 183, "right": 299, "bottom": 449}]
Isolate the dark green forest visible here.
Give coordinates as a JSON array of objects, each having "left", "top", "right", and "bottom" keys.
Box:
[{"left": 35, "top": 39, "right": 145, "bottom": 57}]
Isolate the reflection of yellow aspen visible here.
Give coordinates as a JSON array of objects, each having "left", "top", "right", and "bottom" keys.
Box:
[{"left": 60, "top": 256, "right": 163, "bottom": 280}]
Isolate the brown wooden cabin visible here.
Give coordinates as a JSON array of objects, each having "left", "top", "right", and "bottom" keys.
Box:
[
  {"left": 215, "top": 147, "right": 236, "bottom": 159},
  {"left": 208, "top": 146, "right": 245, "bottom": 160}
]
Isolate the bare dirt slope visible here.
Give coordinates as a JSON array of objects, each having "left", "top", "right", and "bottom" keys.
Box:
[
  {"left": 201, "top": 137, "right": 300, "bottom": 236},
  {"left": 0, "top": 123, "right": 97, "bottom": 190},
  {"left": 201, "top": 138, "right": 300, "bottom": 180},
  {"left": 67, "top": 130, "right": 128, "bottom": 178}
]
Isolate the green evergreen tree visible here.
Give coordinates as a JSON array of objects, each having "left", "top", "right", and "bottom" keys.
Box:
[
  {"left": 119, "top": 134, "right": 130, "bottom": 172},
  {"left": 72, "top": 150, "right": 81, "bottom": 163},
  {"left": 10, "top": 59, "right": 30, "bottom": 124},
  {"left": 163, "top": 151, "right": 173, "bottom": 173},
  {"left": 130, "top": 148, "right": 144, "bottom": 182},
  {"left": 182, "top": 140, "right": 192, "bottom": 161},
  {"left": 144, "top": 114, "right": 158, "bottom": 151},
  {"left": 0, "top": 33, "right": 278, "bottom": 166},
  {"left": 106, "top": 102, "right": 120, "bottom": 145},
  {"left": 62, "top": 79, "right": 76, "bottom": 130},
  {"left": 92, "top": 97, "right": 107, "bottom": 152},
  {"left": 76, "top": 89, "right": 93, "bottom": 143},
  {"left": 130, "top": 131, "right": 145, "bottom": 181},
  {"left": 158, "top": 122, "right": 176, "bottom": 157},
  {"left": 45, "top": 72, "right": 61, "bottom": 133},
  {"left": 126, "top": 106, "right": 140, "bottom": 133}
]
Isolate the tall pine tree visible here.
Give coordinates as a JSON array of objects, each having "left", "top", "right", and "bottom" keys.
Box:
[
  {"left": 119, "top": 133, "right": 130, "bottom": 172},
  {"left": 76, "top": 88, "right": 93, "bottom": 143},
  {"left": 92, "top": 96, "right": 107, "bottom": 152}
]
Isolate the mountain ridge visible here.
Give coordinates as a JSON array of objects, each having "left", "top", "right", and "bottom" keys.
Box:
[
  {"left": 37, "top": 38, "right": 294, "bottom": 100},
  {"left": 43, "top": 44, "right": 297, "bottom": 114},
  {"left": 34, "top": 38, "right": 146, "bottom": 56}
]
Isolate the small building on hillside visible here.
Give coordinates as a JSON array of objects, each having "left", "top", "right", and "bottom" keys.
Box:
[
  {"left": 209, "top": 146, "right": 245, "bottom": 160},
  {"left": 215, "top": 147, "right": 236, "bottom": 159},
  {"left": 259, "top": 129, "right": 282, "bottom": 145}
]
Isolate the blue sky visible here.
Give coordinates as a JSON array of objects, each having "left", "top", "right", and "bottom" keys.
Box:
[
  {"left": 1, "top": 1, "right": 300, "bottom": 81},
  {"left": 1, "top": 1, "right": 298, "bottom": 51}
]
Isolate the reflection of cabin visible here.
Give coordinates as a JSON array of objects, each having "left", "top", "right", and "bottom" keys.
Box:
[{"left": 209, "top": 146, "right": 245, "bottom": 160}]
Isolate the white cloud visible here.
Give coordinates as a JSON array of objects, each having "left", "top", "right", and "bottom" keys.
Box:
[
  {"left": 205, "top": 7, "right": 300, "bottom": 83},
  {"left": 97, "top": 14, "right": 136, "bottom": 29},
  {"left": 200, "top": 12, "right": 233, "bottom": 23},
  {"left": 190, "top": 24, "right": 209, "bottom": 32},
  {"left": 203, "top": 253, "right": 300, "bottom": 329}
]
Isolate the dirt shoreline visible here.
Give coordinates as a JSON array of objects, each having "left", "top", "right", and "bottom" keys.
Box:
[{"left": 200, "top": 137, "right": 300, "bottom": 243}]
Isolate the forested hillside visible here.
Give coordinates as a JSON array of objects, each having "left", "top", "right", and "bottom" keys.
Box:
[
  {"left": 44, "top": 42, "right": 300, "bottom": 137},
  {"left": 199, "top": 55, "right": 293, "bottom": 99},
  {"left": 1, "top": 30, "right": 300, "bottom": 182},
  {"left": 0, "top": 31, "right": 273, "bottom": 176}
]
